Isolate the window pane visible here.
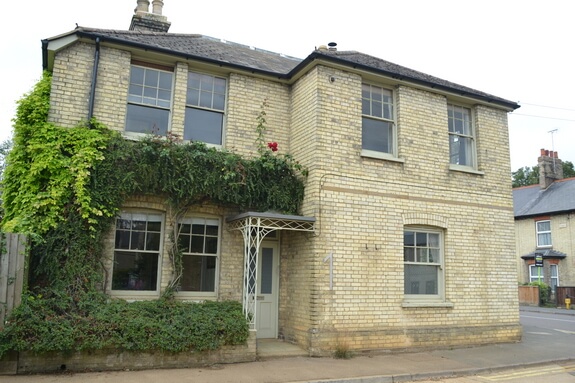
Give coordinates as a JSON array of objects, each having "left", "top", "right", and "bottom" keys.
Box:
[
  {"left": 404, "top": 247, "right": 415, "bottom": 262},
  {"left": 428, "top": 233, "right": 439, "bottom": 248},
  {"left": 184, "top": 107, "right": 223, "bottom": 145},
  {"left": 416, "top": 248, "right": 428, "bottom": 262},
  {"left": 130, "top": 231, "right": 145, "bottom": 250},
  {"left": 362, "top": 117, "right": 392, "bottom": 153},
  {"left": 191, "top": 223, "right": 205, "bottom": 235},
  {"left": 213, "top": 93, "right": 225, "bottom": 110},
  {"left": 158, "top": 72, "right": 172, "bottom": 90},
  {"left": 537, "top": 221, "right": 550, "bottom": 231},
  {"left": 146, "top": 232, "right": 161, "bottom": 251},
  {"left": 130, "top": 66, "right": 145, "bottom": 85},
  {"left": 415, "top": 232, "right": 427, "bottom": 246},
  {"left": 429, "top": 248, "right": 440, "bottom": 263},
  {"left": 115, "top": 230, "right": 131, "bottom": 249},
  {"left": 126, "top": 104, "right": 169, "bottom": 135},
  {"left": 199, "top": 90, "right": 213, "bottom": 108},
  {"left": 404, "top": 264, "right": 438, "bottom": 295},
  {"left": 190, "top": 235, "right": 204, "bottom": 253},
  {"left": 260, "top": 248, "right": 273, "bottom": 294},
  {"left": 206, "top": 223, "right": 219, "bottom": 236},
  {"left": 112, "top": 251, "right": 158, "bottom": 291},
  {"left": 205, "top": 237, "right": 218, "bottom": 254},
  {"left": 538, "top": 233, "right": 551, "bottom": 246},
  {"left": 144, "top": 70, "right": 159, "bottom": 87},
  {"left": 179, "top": 223, "right": 191, "bottom": 234},
  {"left": 178, "top": 234, "right": 191, "bottom": 252},
  {"left": 180, "top": 255, "right": 216, "bottom": 292},
  {"left": 404, "top": 231, "right": 414, "bottom": 246}
]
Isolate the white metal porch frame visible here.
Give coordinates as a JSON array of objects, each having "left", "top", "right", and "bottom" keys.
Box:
[{"left": 226, "top": 212, "right": 315, "bottom": 330}]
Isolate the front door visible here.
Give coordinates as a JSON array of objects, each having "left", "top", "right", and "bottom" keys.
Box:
[{"left": 256, "top": 241, "right": 279, "bottom": 338}]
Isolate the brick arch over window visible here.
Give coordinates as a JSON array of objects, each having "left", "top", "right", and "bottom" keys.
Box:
[{"left": 402, "top": 213, "right": 448, "bottom": 229}]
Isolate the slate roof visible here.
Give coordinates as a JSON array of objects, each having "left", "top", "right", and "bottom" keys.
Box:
[
  {"left": 513, "top": 177, "right": 575, "bottom": 218},
  {"left": 46, "top": 27, "right": 519, "bottom": 110}
]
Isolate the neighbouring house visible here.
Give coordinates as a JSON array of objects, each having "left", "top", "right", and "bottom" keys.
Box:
[
  {"left": 38, "top": 0, "right": 521, "bottom": 354},
  {"left": 514, "top": 149, "right": 575, "bottom": 297}
]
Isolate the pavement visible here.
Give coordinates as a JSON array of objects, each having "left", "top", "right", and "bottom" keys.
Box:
[{"left": 1, "top": 306, "right": 574, "bottom": 383}]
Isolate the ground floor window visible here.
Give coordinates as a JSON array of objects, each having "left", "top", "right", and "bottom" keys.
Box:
[
  {"left": 404, "top": 227, "right": 444, "bottom": 300},
  {"left": 112, "top": 212, "right": 163, "bottom": 292},
  {"left": 530, "top": 263, "right": 559, "bottom": 293},
  {"left": 177, "top": 217, "right": 220, "bottom": 294}
]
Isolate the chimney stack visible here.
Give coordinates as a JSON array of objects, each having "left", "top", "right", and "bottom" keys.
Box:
[
  {"left": 130, "top": 0, "right": 171, "bottom": 32},
  {"left": 538, "top": 148, "right": 563, "bottom": 189}
]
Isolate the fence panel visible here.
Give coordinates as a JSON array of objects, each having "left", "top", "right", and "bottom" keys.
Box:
[
  {"left": 556, "top": 286, "right": 575, "bottom": 308},
  {"left": 0, "top": 233, "right": 27, "bottom": 328},
  {"left": 518, "top": 285, "right": 539, "bottom": 306}
]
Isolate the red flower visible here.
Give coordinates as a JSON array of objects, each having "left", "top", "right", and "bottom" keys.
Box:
[{"left": 267, "top": 142, "right": 278, "bottom": 152}]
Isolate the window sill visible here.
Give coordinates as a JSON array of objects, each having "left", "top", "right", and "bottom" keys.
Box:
[
  {"left": 109, "top": 291, "right": 160, "bottom": 300},
  {"left": 402, "top": 300, "right": 454, "bottom": 308},
  {"left": 449, "top": 164, "right": 484, "bottom": 175},
  {"left": 361, "top": 149, "right": 405, "bottom": 163}
]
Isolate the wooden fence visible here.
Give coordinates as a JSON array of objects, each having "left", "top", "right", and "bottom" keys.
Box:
[
  {"left": 518, "top": 285, "right": 539, "bottom": 306},
  {"left": 0, "top": 233, "right": 27, "bottom": 328},
  {"left": 556, "top": 286, "right": 575, "bottom": 308}
]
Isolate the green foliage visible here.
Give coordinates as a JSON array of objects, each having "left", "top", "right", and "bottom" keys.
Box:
[
  {"left": 512, "top": 161, "right": 575, "bottom": 188},
  {"left": 0, "top": 297, "right": 248, "bottom": 357},
  {"left": 0, "top": 74, "right": 305, "bottom": 357},
  {"left": 528, "top": 281, "right": 551, "bottom": 306},
  {"left": 512, "top": 166, "right": 539, "bottom": 188}
]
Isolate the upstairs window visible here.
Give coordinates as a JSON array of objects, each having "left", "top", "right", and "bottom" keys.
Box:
[
  {"left": 177, "top": 217, "right": 220, "bottom": 293},
  {"left": 126, "top": 65, "right": 173, "bottom": 136},
  {"left": 362, "top": 84, "right": 395, "bottom": 156},
  {"left": 448, "top": 104, "right": 476, "bottom": 167},
  {"left": 404, "top": 228, "right": 444, "bottom": 299},
  {"left": 184, "top": 72, "right": 227, "bottom": 145},
  {"left": 536, "top": 220, "right": 552, "bottom": 247}
]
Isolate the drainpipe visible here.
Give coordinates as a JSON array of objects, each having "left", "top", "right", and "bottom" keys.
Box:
[
  {"left": 41, "top": 40, "right": 49, "bottom": 70},
  {"left": 87, "top": 38, "right": 100, "bottom": 127}
]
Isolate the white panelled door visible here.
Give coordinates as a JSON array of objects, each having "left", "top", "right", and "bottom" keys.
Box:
[{"left": 256, "top": 242, "right": 279, "bottom": 338}]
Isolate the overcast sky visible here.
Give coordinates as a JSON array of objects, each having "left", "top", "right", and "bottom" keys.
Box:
[{"left": 2, "top": 0, "right": 574, "bottom": 171}]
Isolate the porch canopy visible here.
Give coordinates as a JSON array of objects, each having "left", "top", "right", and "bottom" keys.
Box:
[{"left": 226, "top": 211, "right": 315, "bottom": 329}]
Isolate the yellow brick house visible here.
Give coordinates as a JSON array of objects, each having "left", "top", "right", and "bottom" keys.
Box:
[
  {"left": 514, "top": 149, "right": 575, "bottom": 298},
  {"left": 40, "top": 1, "right": 522, "bottom": 354}
]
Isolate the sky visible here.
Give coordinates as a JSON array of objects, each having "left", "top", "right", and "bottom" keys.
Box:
[{"left": 1, "top": 0, "right": 574, "bottom": 171}]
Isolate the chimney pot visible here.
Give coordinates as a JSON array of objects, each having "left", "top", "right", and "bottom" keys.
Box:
[
  {"left": 152, "top": 0, "right": 164, "bottom": 15},
  {"left": 540, "top": 148, "right": 546, "bottom": 156},
  {"left": 135, "top": 0, "right": 150, "bottom": 14}
]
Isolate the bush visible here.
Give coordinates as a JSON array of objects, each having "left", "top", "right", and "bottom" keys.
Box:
[
  {"left": 528, "top": 281, "right": 551, "bottom": 306},
  {"left": 0, "top": 296, "right": 248, "bottom": 357}
]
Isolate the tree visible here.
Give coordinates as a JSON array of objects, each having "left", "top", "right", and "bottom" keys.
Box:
[{"left": 512, "top": 161, "right": 575, "bottom": 188}]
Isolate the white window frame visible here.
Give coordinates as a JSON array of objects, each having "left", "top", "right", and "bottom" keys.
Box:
[
  {"left": 361, "top": 83, "right": 397, "bottom": 160},
  {"left": 550, "top": 264, "right": 559, "bottom": 293},
  {"left": 125, "top": 64, "right": 174, "bottom": 139},
  {"left": 110, "top": 211, "right": 164, "bottom": 299},
  {"left": 183, "top": 71, "right": 227, "bottom": 147},
  {"left": 448, "top": 103, "right": 477, "bottom": 170},
  {"left": 536, "top": 220, "right": 552, "bottom": 248},
  {"left": 175, "top": 216, "right": 221, "bottom": 299},
  {"left": 529, "top": 264, "right": 543, "bottom": 283},
  {"left": 403, "top": 226, "right": 449, "bottom": 306}
]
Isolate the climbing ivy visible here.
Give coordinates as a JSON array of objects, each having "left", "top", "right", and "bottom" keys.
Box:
[{"left": 0, "top": 71, "right": 307, "bottom": 356}]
